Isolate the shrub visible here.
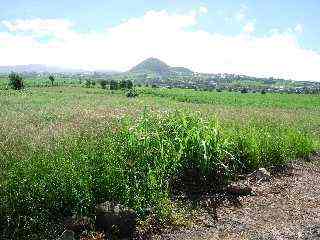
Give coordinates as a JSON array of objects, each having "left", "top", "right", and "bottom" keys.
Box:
[
  {"left": 241, "top": 88, "right": 248, "bottom": 94},
  {"left": 8, "top": 72, "right": 24, "bottom": 90},
  {"left": 126, "top": 89, "right": 139, "bottom": 98},
  {"left": 120, "top": 80, "right": 134, "bottom": 90},
  {"left": 126, "top": 80, "right": 133, "bottom": 89},
  {"left": 49, "top": 75, "right": 55, "bottom": 86},
  {"left": 99, "top": 80, "right": 107, "bottom": 89},
  {"left": 110, "top": 80, "right": 119, "bottom": 90},
  {"left": 85, "top": 79, "right": 92, "bottom": 88}
]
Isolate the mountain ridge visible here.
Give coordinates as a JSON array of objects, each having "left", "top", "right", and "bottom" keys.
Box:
[
  {"left": 129, "top": 58, "right": 194, "bottom": 76},
  {"left": 0, "top": 64, "right": 88, "bottom": 73}
]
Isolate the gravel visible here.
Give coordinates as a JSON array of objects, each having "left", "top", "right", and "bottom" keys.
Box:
[{"left": 153, "top": 154, "right": 320, "bottom": 240}]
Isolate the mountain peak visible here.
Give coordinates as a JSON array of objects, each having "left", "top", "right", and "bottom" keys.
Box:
[
  {"left": 129, "top": 58, "right": 193, "bottom": 76},
  {"left": 129, "top": 58, "right": 170, "bottom": 75}
]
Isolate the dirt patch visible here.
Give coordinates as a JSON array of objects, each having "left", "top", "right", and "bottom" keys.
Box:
[{"left": 153, "top": 154, "right": 320, "bottom": 240}]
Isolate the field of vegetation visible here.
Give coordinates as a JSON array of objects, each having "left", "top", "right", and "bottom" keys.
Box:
[
  {"left": 0, "top": 83, "right": 319, "bottom": 239},
  {"left": 0, "top": 74, "right": 80, "bottom": 89}
]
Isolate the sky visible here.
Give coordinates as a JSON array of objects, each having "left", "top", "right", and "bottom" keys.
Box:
[{"left": 0, "top": 0, "right": 320, "bottom": 81}]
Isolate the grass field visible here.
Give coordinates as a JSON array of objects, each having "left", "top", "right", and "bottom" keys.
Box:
[
  {"left": 0, "top": 86, "right": 319, "bottom": 239},
  {"left": 0, "top": 75, "right": 80, "bottom": 89}
]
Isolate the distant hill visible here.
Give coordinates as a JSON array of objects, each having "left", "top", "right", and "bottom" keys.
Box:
[
  {"left": 129, "top": 58, "right": 193, "bottom": 76},
  {"left": 0, "top": 64, "right": 92, "bottom": 73},
  {"left": 170, "top": 67, "right": 194, "bottom": 76}
]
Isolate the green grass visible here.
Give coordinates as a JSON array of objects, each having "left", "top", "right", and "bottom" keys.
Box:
[
  {"left": 142, "top": 87, "right": 320, "bottom": 109},
  {"left": 0, "top": 86, "right": 319, "bottom": 239},
  {"left": 0, "top": 75, "right": 81, "bottom": 90}
]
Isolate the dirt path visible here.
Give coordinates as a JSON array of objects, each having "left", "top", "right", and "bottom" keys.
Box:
[{"left": 154, "top": 155, "right": 320, "bottom": 240}]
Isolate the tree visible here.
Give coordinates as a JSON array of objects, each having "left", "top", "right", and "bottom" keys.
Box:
[
  {"left": 241, "top": 88, "right": 248, "bottom": 94},
  {"left": 110, "top": 80, "right": 119, "bottom": 90},
  {"left": 126, "top": 89, "right": 139, "bottom": 98},
  {"left": 8, "top": 72, "right": 24, "bottom": 90},
  {"left": 119, "top": 80, "right": 134, "bottom": 90},
  {"left": 85, "top": 79, "right": 92, "bottom": 88},
  {"left": 49, "top": 75, "right": 55, "bottom": 86},
  {"left": 126, "top": 80, "right": 133, "bottom": 89},
  {"left": 99, "top": 80, "right": 107, "bottom": 89},
  {"left": 119, "top": 80, "right": 126, "bottom": 89}
]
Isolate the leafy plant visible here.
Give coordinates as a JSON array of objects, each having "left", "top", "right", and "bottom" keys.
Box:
[
  {"left": 49, "top": 75, "right": 55, "bottom": 86},
  {"left": 126, "top": 89, "right": 139, "bottom": 98},
  {"left": 8, "top": 72, "right": 24, "bottom": 90},
  {"left": 99, "top": 80, "right": 107, "bottom": 89},
  {"left": 85, "top": 79, "right": 92, "bottom": 88},
  {"left": 110, "top": 80, "right": 119, "bottom": 90}
]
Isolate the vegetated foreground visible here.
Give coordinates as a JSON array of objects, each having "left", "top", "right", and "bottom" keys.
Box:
[{"left": 0, "top": 86, "right": 319, "bottom": 239}]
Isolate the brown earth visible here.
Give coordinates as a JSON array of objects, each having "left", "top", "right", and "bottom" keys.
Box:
[{"left": 153, "top": 154, "right": 320, "bottom": 240}]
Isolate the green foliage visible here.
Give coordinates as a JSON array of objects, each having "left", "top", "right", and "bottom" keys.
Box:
[
  {"left": 119, "top": 80, "right": 133, "bottom": 89},
  {"left": 126, "top": 89, "right": 139, "bottom": 98},
  {"left": 110, "top": 80, "right": 119, "bottom": 90},
  {"left": 241, "top": 88, "right": 248, "bottom": 94},
  {"left": 49, "top": 75, "right": 55, "bottom": 86},
  {"left": 84, "top": 79, "right": 93, "bottom": 88},
  {"left": 0, "top": 86, "right": 318, "bottom": 239},
  {"left": 8, "top": 72, "right": 24, "bottom": 90},
  {"left": 99, "top": 80, "right": 107, "bottom": 89},
  {"left": 0, "top": 110, "right": 315, "bottom": 239},
  {"left": 143, "top": 88, "right": 320, "bottom": 109}
]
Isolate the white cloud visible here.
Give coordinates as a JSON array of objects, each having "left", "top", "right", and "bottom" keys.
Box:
[
  {"left": 0, "top": 10, "right": 320, "bottom": 81},
  {"left": 243, "top": 22, "right": 255, "bottom": 33},
  {"left": 1, "top": 18, "right": 76, "bottom": 39},
  {"left": 198, "top": 6, "right": 208, "bottom": 15},
  {"left": 294, "top": 23, "right": 303, "bottom": 34}
]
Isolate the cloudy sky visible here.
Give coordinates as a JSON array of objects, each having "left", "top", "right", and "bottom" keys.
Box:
[{"left": 1, "top": 0, "right": 320, "bottom": 81}]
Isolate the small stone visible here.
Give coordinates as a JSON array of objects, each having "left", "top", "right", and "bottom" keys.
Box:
[
  {"left": 249, "top": 168, "right": 271, "bottom": 182},
  {"left": 60, "top": 230, "right": 75, "bottom": 240},
  {"left": 95, "top": 201, "right": 137, "bottom": 238},
  {"left": 226, "top": 182, "right": 252, "bottom": 196}
]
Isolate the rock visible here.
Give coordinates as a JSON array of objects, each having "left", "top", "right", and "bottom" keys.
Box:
[
  {"left": 249, "top": 168, "right": 271, "bottom": 182},
  {"left": 95, "top": 201, "right": 137, "bottom": 239},
  {"left": 59, "top": 230, "right": 75, "bottom": 240},
  {"left": 225, "top": 182, "right": 253, "bottom": 196},
  {"left": 64, "top": 216, "right": 92, "bottom": 235}
]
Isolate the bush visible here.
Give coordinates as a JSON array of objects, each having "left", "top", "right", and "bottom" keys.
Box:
[
  {"left": 110, "top": 80, "right": 119, "bottom": 90},
  {"left": 85, "top": 79, "right": 92, "bottom": 88},
  {"left": 119, "top": 80, "right": 134, "bottom": 90},
  {"left": 99, "top": 80, "right": 107, "bottom": 89},
  {"left": 126, "top": 89, "right": 139, "bottom": 98},
  {"left": 126, "top": 80, "right": 133, "bottom": 89},
  {"left": 49, "top": 75, "right": 55, "bottom": 86},
  {"left": 8, "top": 72, "right": 24, "bottom": 90},
  {"left": 241, "top": 88, "right": 248, "bottom": 94}
]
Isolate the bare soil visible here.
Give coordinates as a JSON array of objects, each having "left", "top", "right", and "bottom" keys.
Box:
[{"left": 153, "top": 154, "right": 320, "bottom": 240}]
